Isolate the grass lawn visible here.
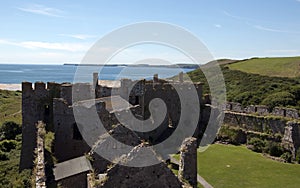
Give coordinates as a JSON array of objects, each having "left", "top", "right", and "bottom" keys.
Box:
[
  {"left": 0, "top": 89, "right": 22, "bottom": 125},
  {"left": 228, "top": 56, "right": 300, "bottom": 78},
  {"left": 198, "top": 144, "right": 300, "bottom": 188}
]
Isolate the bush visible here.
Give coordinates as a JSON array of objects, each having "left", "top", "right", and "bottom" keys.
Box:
[
  {"left": 217, "top": 126, "right": 247, "bottom": 145},
  {"left": 296, "top": 148, "right": 300, "bottom": 164},
  {"left": 281, "top": 152, "right": 292, "bottom": 163},
  {"left": 262, "top": 92, "right": 296, "bottom": 109},
  {"left": 247, "top": 137, "right": 266, "bottom": 153},
  {"left": 0, "top": 140, "right": 17, "bottom": 152},
  {"left": 0, "top": 151, "right": 9, "bottom": 161},
  {"left": 266, "top": 141, "right": 284, "bottom": 157},
  {"left": 0, "top": 121, "right": 22, "bottom": 140}
]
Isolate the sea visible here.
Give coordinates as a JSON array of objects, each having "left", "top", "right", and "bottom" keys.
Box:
[{"left": 0, "top": 64, "right": 195, "bottom": 84}]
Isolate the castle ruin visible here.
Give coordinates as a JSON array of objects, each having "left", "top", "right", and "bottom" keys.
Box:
[{"left": 20, "top": 72, "right": 204, "bottom": 188}]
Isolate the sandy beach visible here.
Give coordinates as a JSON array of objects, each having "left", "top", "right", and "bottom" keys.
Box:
[
  {"left": 0, "top": 80, "right": 121, "bottom": 91},
  {"left": 0, "top": 84, "right": 22, "bottom": 91}
]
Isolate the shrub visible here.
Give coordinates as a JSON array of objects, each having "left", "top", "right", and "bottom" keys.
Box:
[
  {"left": 0, "top": 121, "right": 22, "bottom": 140},
  {"left": 0, "top": 140, "right": 17, "bottom": 152},
  {"left": 217, "top": 126, "right": 246, "bottom": 145},
  {"left": 0, "top": 151, "right": 9, "bottom": 161},
  {"left": 296, "top": 148, "right": 300, "bottom": 164},
  {"left": 281, "top": 152, "right": 292, "bottom": 163},
  {"left": 274, "top": 133, "right": 282, "bottom": 142},
  {"left": 266, "top": 141, "right": 284, "bottom": 157},
  {"left": 247, "top": 137, "right": 266, "bottom": 153},
  {"left": 262, "top": 92, "right": 296, "bottom": 109}
]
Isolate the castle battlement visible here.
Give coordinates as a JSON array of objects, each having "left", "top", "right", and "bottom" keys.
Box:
[{"left": 225, "top": 102, "right": 299, "bottom": 119}]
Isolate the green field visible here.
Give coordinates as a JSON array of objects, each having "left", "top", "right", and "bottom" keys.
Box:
[
  {"left": 0, "top": 90, "right": 22, "bottom": 125},
  {"left": 228, "top": 57, "right": 300, "bottom": 78},
  {"left": 198, "top": 144, "right": 300, "bottom": 188}
]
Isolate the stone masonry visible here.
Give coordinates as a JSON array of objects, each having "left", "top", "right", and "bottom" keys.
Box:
[
  {"left": 20, "top": 72, "right": 204, "bottom": 188},
  {"left": 179, "top": 137, "right": 197, "bottom": 188}
]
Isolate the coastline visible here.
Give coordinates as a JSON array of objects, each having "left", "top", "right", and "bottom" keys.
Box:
[
  {"left": 0, "top": 84, "right": 21, "bottom": 91},
  {"left": 0, "top": 80, "right": 120, "bottom": 91}
]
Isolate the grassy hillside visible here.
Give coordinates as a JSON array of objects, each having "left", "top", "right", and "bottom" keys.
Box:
[
  {"left": 228, "top": 57, "right": 300, "bottom": 78},
  {"left": 198, "top": 144, "right": 300, "bottom": 188},
  {"left": 0, "top": 90, "right": 22, "bottom": 125},
  {"left": 0, "top": 90, "right": 30, "bottom": 187},
  {"left": 186, "top": 66, "right": 300, "bottom": 109}
]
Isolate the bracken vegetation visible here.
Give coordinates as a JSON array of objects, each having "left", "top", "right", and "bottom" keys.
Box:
[
  {"left": 187, "top": 65, "right": 300, "bottom": 110},
  {"left": 0, "top": 90, "right": 31, "bottom": 187}
]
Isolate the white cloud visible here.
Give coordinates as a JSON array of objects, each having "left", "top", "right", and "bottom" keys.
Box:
[
  {"left": 59, "top": 34, "right": 97, "bottom": 40},
  {"left": 20, "top": 41, "right": 90, "bottom": 52},
  {"left": 265, "top": 49, "right": 299, "bottom": 54},
  {"left": 254, "top": 25, "right": 300, "bottom": 34},
  {"left": 223, "top": 10, "right": 255, "bottom": 23},
  {"left": 0, "top": 39, "right": 91, "bottom": 52},
  {"left": 17, "top": 4, "right": 64, "bottom": 17},
  {"left": 214, "top": 24, "right": 222, "bottom": 28}
]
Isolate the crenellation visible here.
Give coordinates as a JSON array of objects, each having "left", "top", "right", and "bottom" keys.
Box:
[
  {"left": 22, "top": 82, "right": 33, "bottom": 95},
  {"left": 223, "top": 102, "right": 299, "bottom": 120},
  {"left": 34, "top": 82, "right": 47, "bottom": 92},
  {"left": 93, "top": 72, "right": 99, "bottom": 88},
  {"left": 231, "top": 102, "right": 242, "bottom": 112},
  {"left": 273, "top": 107, "right": 286, "bottom": 117},
  {"left": 255, "top": 105, "right": 269, "bottom": 115},
  {"left": 178, "top": 71, "right": 184, "bottom": 83},
  {"left": 153, "top": 73, "right": 159, "bottom": 83},
  {"left": 61, "top": 84, "right": 73, "bottom": 105},
  {"left": 244, "top": 105, "right": 256, "bottom": 113},
  {"left": 286, "top": 108, "right": 299, "bottom": 119},
  {"left": 225, "top": 102, "right": 232, "bottom": 111}
]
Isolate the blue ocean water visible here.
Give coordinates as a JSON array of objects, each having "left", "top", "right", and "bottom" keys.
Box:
[{"left": 0, "top": 64, "right": 194, "bottom": 84}]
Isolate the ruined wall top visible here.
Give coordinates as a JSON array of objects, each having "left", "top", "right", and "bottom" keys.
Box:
[{"left": 224, "top": 102, "right": 299, "bottom": 119}]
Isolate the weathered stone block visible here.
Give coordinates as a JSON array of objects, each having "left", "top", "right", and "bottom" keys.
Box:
[
  {"left": 286, "top": 108, "right": 299, "bottom": 119},
  {"left": 272, "top": 107, "right": 285, "bottom": 117},
  {"left": 179, "top": 137, "right": 197, "bottom": 188},
  {"left": 255, "top": 105, "right": 269, "bottom": 115}
]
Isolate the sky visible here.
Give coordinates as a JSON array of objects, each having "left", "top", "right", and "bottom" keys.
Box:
[{"left": 0, "top": 0, "right": 300, "bottom": 64}]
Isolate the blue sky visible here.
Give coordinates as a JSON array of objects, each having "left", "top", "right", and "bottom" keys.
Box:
[{"left": 0, "top": 0, "right": 300, "bottom": 64}]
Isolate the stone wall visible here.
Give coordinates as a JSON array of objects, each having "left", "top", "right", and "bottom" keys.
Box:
[
  {"left": 223, "top": 112, "right": 287, "bottom": 134},
  {"left": 179, "top": 137, "right": 197, "bottom": 188},
  {"left": 223, "top": 106, "right": 300, "bottom": 157},
  {"left": 35, "top": 121, "right": 46, "bottom": 188},
  {"left": 224, "top": 102, "right": 299, "bottom": 119},
  {"left": 90, "top": 145, "right": 183, "bottom": 188},
  {"left": 20, "top": 82, "right": 61, "bottom": 170},
  {"left": 21, "top": 73, "right": 204, "bottom": 175},
  {"left": 53, "top": 98, "right": 91, "bottom": 162},
  {"left": 122, "top": 77, "right": 203, "bottom": 144},
  {"left": 282, "top": 121, "right": 300, "bottom": 159}
]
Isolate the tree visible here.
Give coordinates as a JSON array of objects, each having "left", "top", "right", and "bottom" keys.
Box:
[{"left": 0, "top": 121, "right": 22, "bottom": 140}]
